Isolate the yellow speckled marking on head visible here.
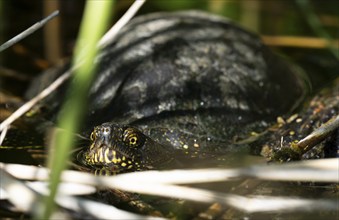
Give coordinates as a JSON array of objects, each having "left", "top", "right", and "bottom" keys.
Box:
[
  {"left": 121, "top": 162, "right": 127, "bottom": 167},
  {"left": 98, "top": 148, "right": 104, "bottom": 162},
  {"left": 89, "top": 143, "right": 95, "bottom": 151},
  {"left": 104, "top": 148, "right": 110, "bottom": 163},
  {"left": 112, "top": 157, "right": 118, "bottom": 164},
  {"left": 94, "top": 153, "right": 98, "bottom": 163},
  {"left": 122, "top": 156, "right": 126, "bottom": 161}
]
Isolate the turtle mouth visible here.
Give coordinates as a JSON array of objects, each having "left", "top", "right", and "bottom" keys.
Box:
[{"left": 84, "top": 142, "right": 140, "bottom": 170}]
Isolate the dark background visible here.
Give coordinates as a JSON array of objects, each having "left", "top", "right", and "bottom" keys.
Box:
[{"left": 0, "top": 0, "right": 338, "bottom": 96}]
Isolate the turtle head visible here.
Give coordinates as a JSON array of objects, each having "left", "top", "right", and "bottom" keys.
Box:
[{"left": 83, "top": 122, "right": 171, "bottom": 171}]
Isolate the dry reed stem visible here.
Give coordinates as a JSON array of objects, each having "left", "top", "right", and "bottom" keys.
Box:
[
  {"left": 98, "top": 0, "right": 146, "bottom": 48},
  {"left": 262, "top": 36, "right": 339, "bottom": 48},
  {"left": 0, "top": 67, "right": 74, "bottom": 133},
  {"left": 0, "top": 0, "right": 146, "bottom": 134},
  {"left": 0, "top": 11, "right": 59, "bottom": 52},
  {"left": 1, "top": 159, "right": 337, "bottom": 214}
]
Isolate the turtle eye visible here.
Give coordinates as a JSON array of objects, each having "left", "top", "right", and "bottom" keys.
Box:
[
  {"left": 128, "top": 136, "right": 138, "bottom": 146},
  {"left": 123, "top": 127, "right": 144, "bottom": 148},
  {"left": 90, "top": 132, "right": 96, "bottom": 141}
]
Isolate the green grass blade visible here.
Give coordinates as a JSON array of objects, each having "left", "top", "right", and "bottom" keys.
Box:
[{"left": 37, "top": 1, "right": 115, "bottom": 219}]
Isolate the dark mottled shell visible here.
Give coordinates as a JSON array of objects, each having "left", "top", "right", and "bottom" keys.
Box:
[
  {"left": 91, "top": 11, "right": 306, "bottom": 121},
  {"left": 27, "top": 11, "right": 308, "bottom": 148}
]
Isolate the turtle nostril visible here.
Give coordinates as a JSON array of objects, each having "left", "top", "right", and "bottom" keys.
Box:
[
  {"left": 101, "top": 127, "right": 110, "bottom": 135},
  {"left": 96, "top": 126, "right": 111, "bottom": 139}
]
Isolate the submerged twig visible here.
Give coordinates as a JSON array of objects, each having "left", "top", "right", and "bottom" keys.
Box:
[
  {"left": 297, "top": 115, "right": 339, "bottom": 152},
  {"left": 0, "top": 11, "right": 59, "bottom": 53},
  {"left": 55, "top": 195, "right": 162, "bottom": 220}
]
